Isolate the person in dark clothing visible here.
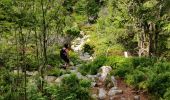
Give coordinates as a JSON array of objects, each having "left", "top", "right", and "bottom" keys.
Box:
[{"left": 60, "top": 44, "right": 70, "bottom": 68}]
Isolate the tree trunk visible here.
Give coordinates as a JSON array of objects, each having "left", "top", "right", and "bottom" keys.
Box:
[
  {"left": 19, "top": 26, "right": 27, "bottom": 100},
  {"left": 40, "top": 0, "right": 47, "bottom": 92}
]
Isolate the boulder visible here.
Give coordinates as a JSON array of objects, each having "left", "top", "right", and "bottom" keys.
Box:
[
  {"left": 91, "top": 82, "right": 97, "bottom": 87},
  {"left": 86, "top": 75, "right": 97, "bottom": 82},
  {"left": 108, "top": 87, "right": 123, "bottom": 96},
  {"left": 55, "top": 77, "right": 62, "bottom": 84},
  {"left": 134, "top": 95, "right": 140, "bottom": 100},
  {"left": 99, "top": 66, "right": 112, "bottom": 82},
  {"left": 45, "top": 76, "right": 57, "bottom": 83},
  {"left": 92, "top": 94, "right": 98, "bottom": 99},
  {"left": 98, "top": 88, "right": 107, "bottom": 100},
  {"left": 111, "top": 76, "right": 117, "bottom": 87},
  {"left": 26, "top": 71, "right": 38, "bottom": 76},
  {"left": 76, "top": 72, "right": 84, "bottom": 79}
]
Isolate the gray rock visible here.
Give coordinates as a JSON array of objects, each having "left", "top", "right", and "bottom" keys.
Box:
[
  {"left": 91, "top": 82, "right": 97, "bottom": 87},
  {"left": 134, "top": 95, "right": 140, "bottom": 100},
  {"left": 98, "top": 88, "right": 107, "bottom": 100},
  {"left": 108, "top": 87, "right": 123, "bottom": 96},
  {"left": 76, "top": 72, "right": 83, "bottom": 79},
  {"left": 70, "top": 69, "right": 77, "bottom": 73},
  {"left": 26, "top": 71, "right": 38, "bottom": 76},
  {"left": 99, "top": 66, "right": 112, "bottom": 82},
  {"left": 55, "top": 77, "right": 62, "bottom": 84},
  {"left": 121, "top": 97, "right": 126, "bottom": 100},
  {"left": 45, "top": 76, "right": 57, "bottom": 83},
  {"left": 111, "top": 76, "right": 117, "bottom": 87},
  {"left": 92, "top": 94, "right": 98, "bottom": 99},
  {"left": 86, "top": 75, "right": 97, "bottom": 81}
]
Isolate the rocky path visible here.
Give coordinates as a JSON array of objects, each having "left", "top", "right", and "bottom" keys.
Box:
[
  {"left": 17, "top": 31, "right": 148, "bottom": 100},
  {"left": 71, "top": 32, "right": 148, "bottom": 100}
]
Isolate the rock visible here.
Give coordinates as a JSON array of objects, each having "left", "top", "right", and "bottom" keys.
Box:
[
  {"left": 91, "top": 82, "right": 97, "bottom": 87},
  {"left": 134, "top": 95, "right": 140, "bottom": 100},
  {"left": 121, "top": 97, "right": 126, "bottom": 100},
  {"left": 55, "top": 77, "right": 62, "bottom": 84},
  {"left": 26, "top": 71, "right": 38, "bottom": 76},
  {"left": 111, "top": 76, "right": 117, "bottom": 87},
  {"left": 109, "top": 97, "right": 114, "bottom": 100},
  {"left": 86, "top": 75, "right": 97, "bottom": 81},
  {"left": 76, "top": 72, "right": 83, "bottom": 79},
  {"left": 13, "top": 70, "right": 22, "bottom": 74},
  {"left": 98, "top": 88, "right": 107, "bottom": 100},
  {"left": 45, "top": 76, "right": 57, "bottom": 83},
  {"left": 99, "top": 66, "right": 112, "bottom": 82},
  {"left": 97, "top": 82, "right": 103, "bottom": 86},
  {"left": 108, "top": 87, "right": 123, "bottom": 96},
  {"left": 70, "top": 69, "right": 77, "bottom": 73},
  {"left": 92, "top": 94, "right": 98, "bottom": 99}
]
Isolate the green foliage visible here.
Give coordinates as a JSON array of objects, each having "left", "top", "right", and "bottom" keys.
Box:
[
  {"left": 79, "top": 55, "right": 107, "bottom": 75},
  {"left": 65, "top": 26, "right": 80, "bottom": 37},
  {"left": 69, "top": 51, "right": 83, "bottom": 65},
  {"left": 131, "top": 57, "right": 157, "bottom": 68},
  {"left": 148, "top": 72, "right": 170, "bottom": 97},
  {"left": 80, "top": 79, "right": 91, "bottom": 88},
  {"left": 111, "top": 56, "right": 170, "bottom": 98},
  {"left": 47, "top": 68, "right": 65, "bottom": 77},
  {"left": 164, "top": 88, "right": 170, "bottom": 100},
  {"left": 83, "top": 43, "right": 95, "bottom": 55},
  {"left": 47, "top": 53, "right": 61, "bottom": 67},
  {"left": 49, "top": 74, "right": 91, "bottom": 100},
  {"left": 126, "top": 70, "right": 146, "bottom": 88},
  {"left": 27, "top": 80, "right": 46, "bottom": 100}
]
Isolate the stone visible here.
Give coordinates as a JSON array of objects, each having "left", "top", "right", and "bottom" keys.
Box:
[
  {"left": 121, "top": 97, "right": 126, "bottom": 100},
  {"left": 70, "top": 69, "right": 77, "bottom": 73},
  {"left": 26, "top": 71, "right": 38, "bottom": 76},
  {"left": 45, "top": 76, "right": 57, "bottom": 83},
  {"left": 134, "top": 95, "right": 140, "bottom": 100},
  {"left": 98, "top": 88, "right": 107, "bottom": 100},
  {"left": 99, "top": 66, "right": 112, "bottom": 82},
  {"left": 91, "top": 82, "right": 97, "bottom": 87},
  {"left": 86, "top": 75, "right": 97, "bottom": 81},
  {"left": 13, "top": 70, "right": 22, "bottom": 74},
  {"left": 111, "top": 76, "right": 117, "bottom": 87},
  {"left": 92, "top": 94, "right": 98, "bottom": 99},
  {"left": 55, "top": 77, "right": 62, "bottom": 84},
  {"left": 108, "top": 87, "right": 123, "bottom": 96},
  {"left": 76, "top": 72, "right": 83, "bottom": 79}
]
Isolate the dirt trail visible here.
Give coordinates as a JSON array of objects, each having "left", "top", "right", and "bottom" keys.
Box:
[{"left": 91, "top": 78, "right": 149, "bottom": 100}]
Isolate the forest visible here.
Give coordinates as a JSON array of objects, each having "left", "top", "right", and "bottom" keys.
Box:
[{"left": 0, "top": 0, "right": 170, "bottom": 100}]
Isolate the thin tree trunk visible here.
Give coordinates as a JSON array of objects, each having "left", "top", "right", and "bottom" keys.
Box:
[
  {"left": 35, "top": 28, "right": 39, "bottom": 65},
  {"left": 40, "top": 0, "right": 47, "bottom": 92},
  {"left": 19, "top": 26, "right": 27, "bottom": 100}
]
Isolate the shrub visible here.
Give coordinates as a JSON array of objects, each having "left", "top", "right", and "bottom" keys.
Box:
[
  {"left": 153, "top": 62, "right": 170, "bottom": 74},
  {"left": 53, "top": 74, "right": 91, "bottom": 100},
  {"left": 126, "top": 70, "right": 146, "bottom": 88},
  {"left": 148, "top": 72, "right": 170, "bottom": 97},
  {"left": 47, "top": 53, "right": 61, "bottom": 67},
  {"left": 47, "top": 68, "right": 64, "bottom": 77},
  {"left": 69, "top": 51, "right": 83, "bottom": 65},
  {"left": 79, "top": 55, "right": 107, "bottom": 75},
  {"left": 80, "top": 79, "right": 91, "bottom": 88},
  {"left": 65, "top": 26, "right": 80, "bottom": 37},
  {"left": 131, "top": 57, "right": 157, "bottom": 68},
  {"left": 27, "top": 81, "right": 46, "bottom": 100},
  {"left": 83, "top": 43, "right": 95, "bottom": 55},
  {"left": 113, "top": 63, "right": 133, "bottom": 78},
  {"left": 163, "top": 88, "right": 170, "bottom": 100}
]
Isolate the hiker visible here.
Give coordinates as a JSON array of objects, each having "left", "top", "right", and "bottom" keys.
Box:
[{"left": 60, "top": 44, "right": 70, "bottom": 68}]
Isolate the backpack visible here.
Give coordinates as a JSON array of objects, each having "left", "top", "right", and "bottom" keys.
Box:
[{"left": 60, "top": 48, "right": 67, "bottom": 57}]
